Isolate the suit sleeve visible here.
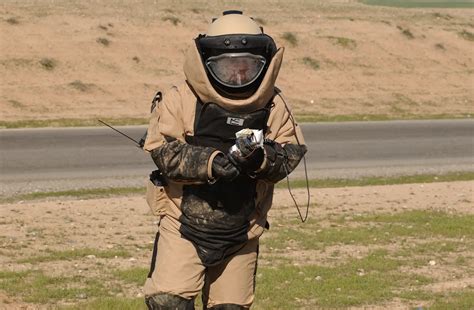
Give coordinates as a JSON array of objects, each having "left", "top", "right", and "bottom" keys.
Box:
[{"left": 144, "top": 87, "right": 220, "bottom": 184}]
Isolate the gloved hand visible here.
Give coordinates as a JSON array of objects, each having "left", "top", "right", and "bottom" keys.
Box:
[
  {"left": 228, "top": 137, "right": 264, "bottom": 173},
  {"left": 256, "top": 140, "right": 307, "bottom": 183},
  {"left": 212, "top": 154, "right": 239, "bottom": 182}
]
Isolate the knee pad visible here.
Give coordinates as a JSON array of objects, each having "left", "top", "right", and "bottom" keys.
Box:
[
  {"left": 145, "top": 293, "right": 195, "bottom": 310},
  {"left": 207, "top": 304, "right": 246, "bottom": 310}
]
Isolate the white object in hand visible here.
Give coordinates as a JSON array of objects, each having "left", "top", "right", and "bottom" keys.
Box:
[{"left": 230, "top": 128, "right": 264, "bottom": 155}]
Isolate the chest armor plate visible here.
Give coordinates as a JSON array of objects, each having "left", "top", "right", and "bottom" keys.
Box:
[
  {"left": 180, "top": 101, "right": 271, "bottom": 266},
  {"left": 185, "top": 102, "right": 270, "bottom": 152}
]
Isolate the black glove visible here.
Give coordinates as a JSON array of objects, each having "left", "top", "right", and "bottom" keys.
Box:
[
  {"left": 212, "top": 154, "right": 240, "bottom": 182},
  {"left": 256, "top": 140, "right": 307, "bottom": 183},
  {"left": 228, "top": 137, "right": 264, "bottom": 173}
]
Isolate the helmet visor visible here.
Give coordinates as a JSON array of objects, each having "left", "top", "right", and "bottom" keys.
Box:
[{"left": 205, "top": 53, "right": 266, "bottom": 88}]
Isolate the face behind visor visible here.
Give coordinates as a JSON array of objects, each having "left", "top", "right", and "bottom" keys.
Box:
[
  {"left": 206, "top": 52, "right": 266, "bottom": 88},
  {"left": 196, "top": 11, "right": 277, "bottom": 99}
]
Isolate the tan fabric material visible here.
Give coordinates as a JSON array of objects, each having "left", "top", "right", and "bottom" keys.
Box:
[
  {"left": 143, "top": 85, "right": 196, "bottom": 152},
  {"left": 144, "top": 215, "right": 259, "bottom": 307},
  {"left": 207, "top": 14, "right": 262, "bottom": 36},
  {"left": 183, "top": 44, "right": 284, "bottom": 113},
  {"left": 144, "top": 216, "right": 205, "bottom": 299},
  {"left": 203, "top": 238, "right": 258, "bottom": 308},
  {"left": 144, "top": 102, "right": 164, "bottom": 151},
  {"left": 145, "top": 179, "right": 174, "bottom": 217}
]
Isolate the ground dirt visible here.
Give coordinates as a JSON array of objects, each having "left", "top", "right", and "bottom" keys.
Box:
[
  {"left": 0, "top": 181, "right": 472, "bottom": 309},
  {"left": 1, "top": 0, "right": 473, "bottom": 123}
]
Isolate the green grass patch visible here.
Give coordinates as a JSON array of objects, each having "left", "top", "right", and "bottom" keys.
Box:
[
  {"left": 254, "top": 250, "right": 431, "bottom": 308},
  {"left": 17, "top": 248, "right": 131, "bottom": 264},
  {"left": 355, "top": 210, "right": 474, "bottom": 238},
  {"left": 113, "top": 267, "right": 149, "bottom": 286},
  {"left": 294, "top": 113, "right": 472, "bottom": 122},
  {"left": 276, "top": 171, "right": 474, "bottom": 189},
  {"left": 459, "top": 29, "right": 474, "bottom": 41},
  {"left": 432, "top": 12, "right": 453, "bottom": 20},
  {"left": 161, "top": 16, "right": 181, "bottom": 25},
  {"left": 69, "top": 80, "right": 96, "bottom": 92},
  {"left": 1, "top": 186, "right": 145, "bottom": 203},
  {"left": 96, "top": 37, "right": 110, "bottom": 46},
  {"left": 401, "top": 28, "right": 415, "bottom": 39},
  {"left": 63, "top": 297, "right": 146, "bottom": 310},
  {"left": 7, "top": 99, "right": 25, "bottom": 108},
  {"left": 257, "top": 208, "right": 472, "bottom": 307},
  {"left": 301, "top": 57, "right": 320, "bottom": 70},
  {"left": 39, "top": 58, "right": 56, "bottom": 70},
  {"left": 264, "top": 210, "right": 474, "bottom": 250},
  {"left": 6, "top": 17, "right": 20, "bottom": 25},
  {"left": 398, "top": 289, "right": 434, "bottom": 301},
  {"left": 0, "top": 117, "right": 148, "bottom": 128},
  {"left": 327, "top": 36, "right": 357, "bottom": 49},
  {"left": 360, "top": 0, "right": 474, "bottom": 8},
  {"left": 0, "top": 270, "right": 108, "bottom": 303},
  {"left": 265, "top": 221, "right": 387, "bottom": 250},
  {"left": 429, "top": 290, "right": 474, "bottom": 309},
  {"left": 281, "top": 32, "right": 298, "bottom": 47},
  {"left": 4, "top": 172, "right": 471, "bottom": 203},
  {"left": 401, "top": 240, "right": 467, "bottom": 256},
  {"left": 396, "top": 25, "right": 415, "bottom": 39}
]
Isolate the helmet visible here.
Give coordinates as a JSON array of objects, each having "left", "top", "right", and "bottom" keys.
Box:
[{"left": 196, "top": 11, "right": 277, "bottom": 99}]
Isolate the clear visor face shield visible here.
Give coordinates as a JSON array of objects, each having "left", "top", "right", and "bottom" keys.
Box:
[{"left": 205, "top": 53, "right": 266, "bottom": 88}]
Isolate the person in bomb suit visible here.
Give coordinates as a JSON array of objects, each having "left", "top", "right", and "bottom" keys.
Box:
[{"left": 143, "top": 10, "right": 307, "bottom": 310}]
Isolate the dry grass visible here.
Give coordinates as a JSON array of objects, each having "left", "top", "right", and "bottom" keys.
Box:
[
  {"left": 281, "top": 32, "right": 298, "bottom": 47},
  {"left": 39, "top": 58, "right": 56, "bottom": 70},
  {"left": 161, "top": 16, "right": 180, "bottom": 26},
  {"left": 5, "top": 17, "right": 19, "bottom": 25},
  {"left": 459, "top": 29, "right": 474, "bottom": 41},
  {"left": 96, "top": 37, "right": 110, "bottom": 46}
]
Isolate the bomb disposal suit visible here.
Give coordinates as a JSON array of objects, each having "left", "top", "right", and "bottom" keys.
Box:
[{"left": 143, "top": 11, "right": 307, "bottom": 310}]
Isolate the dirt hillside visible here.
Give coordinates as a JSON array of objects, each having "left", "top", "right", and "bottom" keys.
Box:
[{"left": 1, "top": 0, "right": 473, "bottom": 122}]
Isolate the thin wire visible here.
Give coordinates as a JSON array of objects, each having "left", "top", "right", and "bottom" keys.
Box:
[
  {"left": 277, "top": 92, "right": 311, "bottom": 223},
  {"left": 98, "top": 119, "right": 141, "bottom": 148}
]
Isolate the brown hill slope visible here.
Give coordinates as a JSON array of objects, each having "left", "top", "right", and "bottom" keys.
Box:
[{"left": 1, "top": 0, "right": 473, "bottom": 122}]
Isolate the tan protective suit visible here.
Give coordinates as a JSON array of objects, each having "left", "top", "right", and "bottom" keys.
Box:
[{"left": 143, "top": 43, "right": 305, "bottom": 308}]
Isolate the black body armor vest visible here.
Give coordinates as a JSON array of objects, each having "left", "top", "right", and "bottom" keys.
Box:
[{"left": 179, "top": 101, "right": 270, "bottom": 266}]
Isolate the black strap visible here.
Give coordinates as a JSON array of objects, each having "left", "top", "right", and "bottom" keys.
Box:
[
  {"left": 253, "top": 244, "right": 259, "bottom": 293},
  {"left": 147, "top": 231, "right": 160, "bottom": 278}
]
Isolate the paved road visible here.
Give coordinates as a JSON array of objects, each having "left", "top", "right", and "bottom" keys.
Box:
[{"left": 1, "top": 120, "right": 473, "bottom": 196}]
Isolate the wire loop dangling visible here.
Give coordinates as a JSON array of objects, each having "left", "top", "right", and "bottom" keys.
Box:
[{"left": 277, "top": 91, "right": 311, "bottom": 223}]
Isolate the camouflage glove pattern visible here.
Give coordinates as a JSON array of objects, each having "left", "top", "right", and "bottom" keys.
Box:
[
  {"left": 211, "top": 154, "right": 240, "bottom": 182},
  {"left": 256, "top": 140, "right": 308, "bottom": 183}
]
